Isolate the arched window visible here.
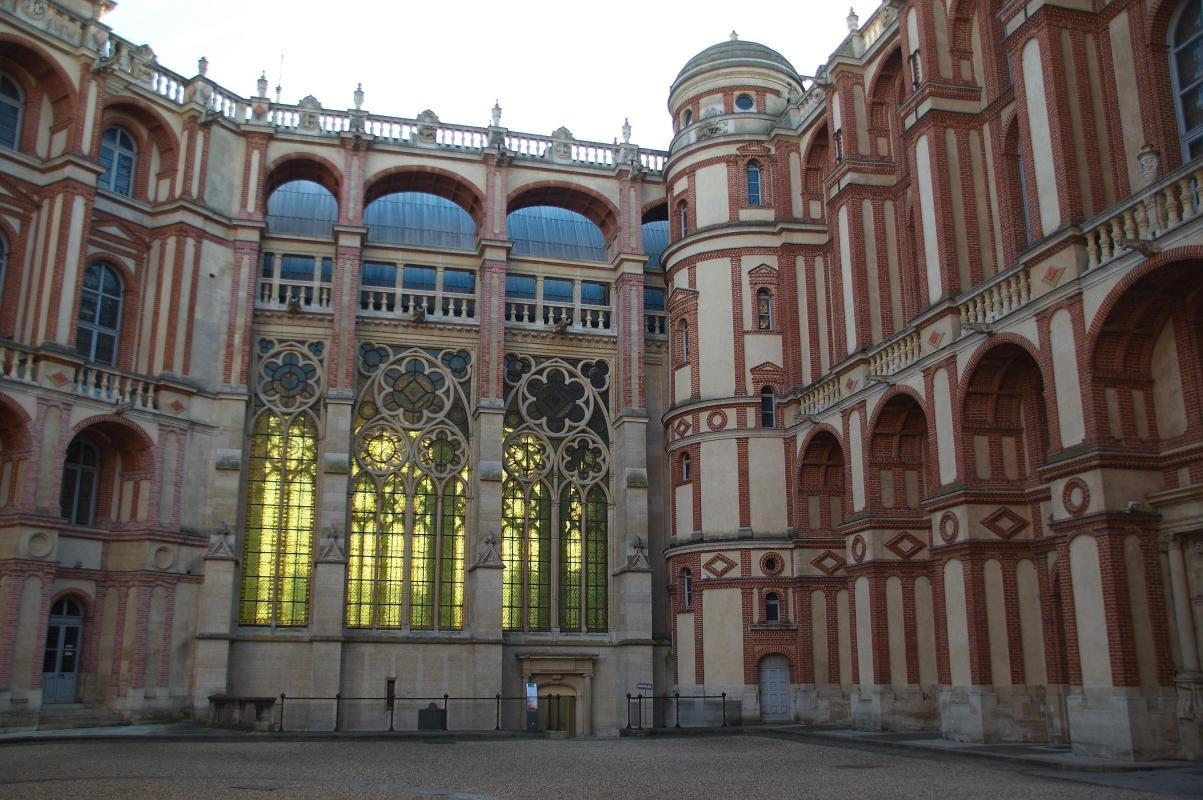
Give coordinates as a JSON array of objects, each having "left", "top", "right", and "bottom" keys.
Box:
[
  {"left": 765, "top": 592, "right": 782, "bottom": 623},
  {"left": 346, "top": 347, "right": 472, "bottom": 631},
  {"left": 756, "top": 289, "right": 772, "bottom": 330},
  {"left": 75, "top": 262, "right": 122, "bottom": 366},
  {"left": 502, "top": 356, "right": 610, "bottom": 633},
  {"left": 681, "top": 568, "right": 693, "bottom": 608},
  {"left": 507, "top": 206, "right": 605, "bottom": 261},
  {"left": 365, "top": 191, "right": 475, "bottom": 249},
  {"left": 642, "top": 220, "right": 669, "bottom": 270},
  {"left": 682, "top": 109, "right": 693, "bottom": 127},
  {"left": 266, "top": 179, "right": 338, "bottom": 237},
  {"left": 680, "top": 452, "right": 692, "bottom": 482},
  {"left": 678, "top": 322, "right": 690, "bottom": 362},
  {"left": 99, "top": 126, "right": 136, "bottom": 196},
  {"left": 60, "top": 440, "right": 100, "bottom": 527},
  {"left": 239, "top": 341, "right": 323, "bottom": 627},
  {"left": 760, "top": 386, "right": 776, "bottom": 428},
  {"left": 678, "top": 203, "right": 688, "bottom": 238},
  {"left": 747, "top": 160, "right": 762, "bottom": 205},
  {"left": 0, "top": 72, "right": 22, "bottom": 150},
  {"left": 1172, "top": 0, "right": 1203, "bottom": 158}
]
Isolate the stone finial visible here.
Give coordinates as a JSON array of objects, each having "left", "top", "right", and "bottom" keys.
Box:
[
  {"left": 730, "top": 30, "right": 739, "bottom": 41},
  {"left": 847, "top": 7, "right": 860, "bottom": 32},
  {"left": 622, "top": 117, "right": 631, "bottom": 144},
  {"left": 491, "top": 100, "right": 502, "bottom": 127},
  {"left": 197, "top": 55, "right": 208, "bottom": 76},
  {"left": 257, "top": 71, "right": 268, "bottom": 98},
  {"left": 353, "top": 83, "right": 364, "bottom": 111}
]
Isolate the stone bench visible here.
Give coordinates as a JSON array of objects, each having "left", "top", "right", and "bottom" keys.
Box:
[{"left": 208, "top": 694, "right": 277, "bottom": 731}]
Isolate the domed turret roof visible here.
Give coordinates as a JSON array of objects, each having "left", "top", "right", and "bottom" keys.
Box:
[{"left": 673, "top": 34, "right": 799, "bottom": 90}]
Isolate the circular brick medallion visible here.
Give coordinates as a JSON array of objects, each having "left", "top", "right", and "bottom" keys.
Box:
[
  {"left": 938, "top": 511, "right": 959, "bottom": 545},
  {"left": 851, "top": 535, "right": 867, "bottom": 563},
  {"left": 27, "top": 532, "right": 52, "bottom": 558},
  {"left": 1063, "top": 477, "right": 1090, "bottom": 517},
  {"left": 760, "top": 552, "right": 784, "bottom": 576},
  {"left": 706, "top": 410, "right": 728, "bottom": 432}
]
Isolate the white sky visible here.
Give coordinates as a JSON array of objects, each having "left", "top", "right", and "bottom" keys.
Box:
[{"left": 103, "top": 1, "right": 877, "bottom": 150}]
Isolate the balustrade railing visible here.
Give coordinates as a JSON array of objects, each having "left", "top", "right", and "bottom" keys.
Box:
[
  {"left": 867, "top": 329, "right": 921, "bottom": 377},
  {"left": 359, "top": 288, "right": 476, "bottom": 322},
  {"left": 1084, "top": 159, "right": 1203, "bottom": 270},
  {"left": 646, "top": 311, "right": 668, "bottom": 336},
  {"left": 958, "top": 266, "right": 1031, "bottom": 329},
  {"left": 0, "top": 341, "right": 38, "bottom": 383},
  {"left": 258, "top": 276, "right": 333, "bottom": 311},
  {"left": 798, "top": 375, "right": 842, "bottom": 416},
  {"left": 74, "top": 364, "right": 158, "bottom": 411}
]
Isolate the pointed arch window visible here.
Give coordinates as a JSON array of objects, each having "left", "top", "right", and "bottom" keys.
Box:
[
  {"left": 1172, "top": 0, "right": 1203, "bottom": 158},
  {"left": 680, "top": 452, "right": 692, "bottom": 482},
  {"left": 60, "top": 440, "right": 100, "bottom": 527},
  {"left": 746, "top": 160, "right": 762, "bottom": 205},
  {"left": 239, "top": 340, "right": 324, "bottom": 627},
  {"left": 502, "top": 355, "right": 610, "bottom": 633},
  {"left": 99, "top": 126, "right": 136, "bottom": 197},
  {"left": 75, "top": 262, "right": 122, "bottom": 366},
  {"left": 681, "top": 568, "right": 693, "bottom": 609},
  {"left": 0, "top": 72, "right": 22, "bottom": 151},
  {"left": 346, "top": 346, "right": 471, "bottom": 630}
]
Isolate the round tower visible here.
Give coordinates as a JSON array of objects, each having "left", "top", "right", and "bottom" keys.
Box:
[{"left": 661, "top": 35, "right": 806, "bottom": 715}]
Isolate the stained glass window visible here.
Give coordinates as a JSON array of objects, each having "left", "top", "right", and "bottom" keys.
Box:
[
  {"left": 239, "top": 340, "right": 324, "bottom": 627},
  {"left": 502, "top": 355, "right": 609, "bottom": 632},
  {"left": 346, "top": 346, "right": 471, "bottom": 631}
]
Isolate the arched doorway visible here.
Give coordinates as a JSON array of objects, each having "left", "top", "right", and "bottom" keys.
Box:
[
  {"left": 759, "top": 654, "right": 791, "bottom": 721},
  {"left": 42, "top": 597, "right": 84, "bottom": 704}
]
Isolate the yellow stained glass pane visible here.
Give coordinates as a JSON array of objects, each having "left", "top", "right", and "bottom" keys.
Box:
[
  {"left": 559, "top": 485, "right": 583, "bottom": 631},
  {"left": 529, "top": 481, "right": 551, "bottom": 631},
  {"left": 586, "top": 485, "right": 608, "bottom": 631},
  {"left": 439, "top": 479, "right": 466, "bottom": 630},
  {"left": 346, "top": 474, "right": 377, "bottom": 627},
  {"left": 378, "top": 474, "right": 406, "bottom": 628},
  {"left": 410, "top": 477, "right": 436, "bottom": 628},
  {"left": 501, "top": 480, "right": 524, "bottom": 631}
]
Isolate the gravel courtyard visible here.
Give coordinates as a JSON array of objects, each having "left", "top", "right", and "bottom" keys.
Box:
[{"left": 0, "top": 734, "right": 1197, "bottom": 799}]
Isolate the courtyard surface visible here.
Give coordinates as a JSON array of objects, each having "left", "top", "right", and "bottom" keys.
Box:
[{"left": 1, "top": 734, "right": 1201, "bottom": 799}]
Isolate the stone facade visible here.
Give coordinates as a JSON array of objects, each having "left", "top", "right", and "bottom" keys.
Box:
[{"left": 0, "top": 0, "right": 1201, "bottom": 760}]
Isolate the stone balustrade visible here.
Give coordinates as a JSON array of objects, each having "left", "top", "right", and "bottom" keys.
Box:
[
  {"left": 74, "top": 363, "right": 159, "bottom": 411},
  {"left": 504, "top": 300, "right": 613, "bottom": 333},
  {"left": 359, "top": 287, "right": 476, "bottom": 322},
  {"left": 257, "top": 275, "right": 333, "bottom": 312},
  {"left": 646, "top": 311, "right": 667, "bottom": 336},
  {"left": 797, "top": 375, "right": 842, "bottom": 417},
  {"left": 0, "top": 340, "right": 38, "bottom": 384},
  {"left": 1084, "top": 158, "right": 1203, "bottom": 270},
  {"left": 958, "top": 266, "right": 1031, "bottom": 330},
  {"left": 867, "top": 330, "right": 921, "bottom": 377}
]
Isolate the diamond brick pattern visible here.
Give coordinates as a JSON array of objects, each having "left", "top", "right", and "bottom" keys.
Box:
[
  {"left": 885, "top": 531, "right": 925, "bottom": 560},
  {"left": 702, "top": 553, "right": 737, "bottom": 578},
  {"left": 981, "top": 507, "right": 1029, "bottom": 540},
  {"left": 810, "top": 550, "right": 846, "bottom": 576}
]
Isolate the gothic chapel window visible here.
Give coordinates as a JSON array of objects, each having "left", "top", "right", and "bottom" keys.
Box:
[{"left": 1173, "top": 0, "right": 1203, "bottom": 158}]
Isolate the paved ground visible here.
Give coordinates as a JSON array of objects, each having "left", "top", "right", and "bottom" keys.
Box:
[{"left": 0, "top": 734, "right": 1200, "bottom": 800}]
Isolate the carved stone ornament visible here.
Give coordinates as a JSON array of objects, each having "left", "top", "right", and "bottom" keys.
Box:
[
  {"left": 317, "top": 525, "right": 345, "bottom": 562},
  {"left": 695, "top": 119, "right": 728, "bottom": 141},
  {"left": 625, "top": 536, "right": 651, "bottom": 571},
  {"left": 473, "top": 530, "right": 504, "bottom": 569},
  {"left": 298, "top": 95, "right": 322, "bottom": 131},
  {"left": 22, "top": 0, "right": 47, "bottom": 18},
  {"left": 416, "top": 109, "right": 440, "bottom": 144},
  {"left": 206, "top": 521, "right": 236, "bottom": 559}
]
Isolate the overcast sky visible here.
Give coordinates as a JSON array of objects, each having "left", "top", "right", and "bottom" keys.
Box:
[{"left": 103, "top": 1, "right": 875, "bottom": 150}]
